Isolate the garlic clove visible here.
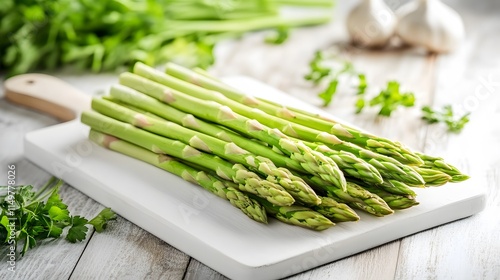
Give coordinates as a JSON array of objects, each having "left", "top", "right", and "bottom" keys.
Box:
[
  {"left": 396, "top": 0, "right": 465, "bottom": 53},
  {"left": 346, "top": 0, "right": 397, "bottom": 47}
]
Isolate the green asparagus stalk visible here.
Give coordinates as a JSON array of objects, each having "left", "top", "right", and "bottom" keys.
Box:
[
  {"left": 88, "top": 129, "right": 268, "bottom": 223},
  {"left": 179, "top": 157, "right": 335, "bottom": 231},
  {"left": 81, "top": 110, "right": 295, "bottom": 206},
  {"left": 266, "top": 101, "right": 470, "bottom": 183},
  {"left": 356, "top": 149, "right": 424, "bottom": 187},
  {"left": 305, "top": 142, "right": 383, "bottom": 184},
  {"left": 131, "top": 63, "right": 425, "bottom": 187},
  {"left": 313, "top": 197, "right": 360, "bottom": 222},
  {"left": 101, "top": 96, "right": 360, "bottom": 222},
  {"left": 107, "top": 88, "right": 351, "bottom": 210},
  {"left": 166, "top": 14, "right": 331, "bottom": 33},
  {"left": 107, "top": 96, "right": 381, "bottom": 218},
  {"left": 304, "top": 176, "right": 394, "bottom": 217},
  {"left": 378, "top": 179, "right": 417, "bottom": 197},
  {"left": 117, "top": 73, "right": 347, "bottom": 190},
  {"left": 104, "top": 93, "right": 305, "bottom": 173},
  {"left": 105, "top": 94, "right": 303, "bottom": 171},
  {"left": 193, "top": 67, "right": 219, "bottom": 80},
  {"left": 348, "top": 179, "right": 419, "bottom": 210},
  {"left": 106, "top": 90, "right": 381, "bottom": 189},
  {"left": 416, "top": 152, "right": 470, "bottom": 182},
  {"left": 162, "top": 62, "right": 423, "bottom": 165},
  {"left": 361, "top": 187, "right": 419, "bottom": 210},
  {"left": 251, "top": 196, "right": 335, "bottom": 231},
  {"left": 411, "top": 166, "right": 452, "bottom": 186},
  {"left": 92, "top": 97, "right": 321, "bottom": 206}
]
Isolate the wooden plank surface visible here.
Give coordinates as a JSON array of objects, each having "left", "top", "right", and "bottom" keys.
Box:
[
  {"left": 70, "top": 216, "right": 190, "bottom": 280},
  {"left": 0, "top": 95, "right": 105, "bottom": 279},
  {"left": 1, "top": 0, "right": 499, "bottom": 279},
  {"left": 395, "top": 1, "right": 500, "bottom": 279}
]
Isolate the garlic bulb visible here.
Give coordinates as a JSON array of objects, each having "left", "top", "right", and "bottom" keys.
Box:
[
  {"left": 396, "top": 0, "right": 465, "bottom": 53},
  {"left": 346, "top": 0, "right": 397, "bottom": 47}
]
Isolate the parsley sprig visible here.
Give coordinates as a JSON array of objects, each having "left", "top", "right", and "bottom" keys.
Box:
[
  {"left": 1, "top": 177, "right": 116, "bottom": 257},
  {"left": 357, "top": 81, "right": 416, "bottom": 116},
  {"left": 305, "top": 50, "right": 365, "bottom": 107},
  {"left": 305, "top": 50, "right": 415, "bottom": 116},
  {"left": 421, "top": 105, "right": 470, "bottom": 133},
  {"left": 304, "top": 49, "right": 470, "bottom": 132}
]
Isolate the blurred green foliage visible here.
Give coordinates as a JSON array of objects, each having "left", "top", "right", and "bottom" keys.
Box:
[{"left": 0, "top": 0, "right": 333, "bottom": 75}]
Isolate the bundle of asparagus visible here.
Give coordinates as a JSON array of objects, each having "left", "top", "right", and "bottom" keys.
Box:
[{"left": 81, "top": 62, "right": 469, "bottom": 231}]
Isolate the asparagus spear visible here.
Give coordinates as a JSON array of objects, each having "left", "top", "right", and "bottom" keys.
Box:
[
  {"left": 259, "top": 100, "right": 470, "bottom": 183},
  {"left": 411, "top": 166, "right": 452, "bottom": 186},
  {"left": 104, "top": 94, "right": 309, "bottom": 175},
  {"left": 184, "top": 67, "right": 468, "bottom": 188},
  {"left": 313, "top": 197, "right": 360, "bottom": 222},
  {"left": 378, "top": 179, "right": 417, "bottom": 197},
  {"left": 106, "top": 93, "right": 391, "bottom": 199},
  {"left": 348, "top": 179, "right": 419, "bottom": 210},
  {"left": 81, "top": 110, "right": 295, "bottom": 206},
  {"left": 173, "top": 153, "right": 335, "bottom": 231},
  {"left": 305, "top": 141, "right": 383, "bottom": 184},
  {"left": 355, "top": 149, "right": 424, "bottom": 187},
  {"left": 88, "top": 130, "right": 268, "bottom": 223},
  {"left": 359, "top": 186, "right": 419, "bottom": 210},
  {"left": 101, "top": 96, "right": 360, "bottom": 222},
  {"left": 193, "top": 67, "right": 219, "bottom": 80},
  {"left": 167, "top": 153, "right": 335, "bottom": 231},
  {"left": 107, "top": 87, "right": 352, "bottom": 208},
  {"left": 117, "top": 73, "right": 347, "bottom": 191},
  {"left": 416, "top": 152, "right": 470, "bottom": 182},
  {"left": 131, "top": 64, "right": 425, "bottom": 187},
  {"left": 251, "top": 196, "right": 334, "bottom": 231},
  {"left": 162, "top": 62, "right": 423, "bottom": 165},
  {"left": 92, "top": 97, "right": 321, "bottom": 206},
  {"left": 304, "top": 176, "right": 394, "bottom": 217},
  {"left": 181, "top": 152, "right": 356, "bottom": 224},
  {"left": 104, "top": 93, "right": 382, "bottom": 188},
  {"left": 104, "top": 92, "right": 306, "bottom": 172}
]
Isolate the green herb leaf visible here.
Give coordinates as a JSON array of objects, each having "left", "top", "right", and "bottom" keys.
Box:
[
  {"left": 369, "top": 81, "right": 415, "bottom": 116},
  {"left": 318, "top": 79, "right": 339, "bottom": 106},
  {"left": 0, "top": 215, "right": 11, "bottom": 243},
  {"left": 88, "top": 208, "right": 117, "bottom": 233},
  {"left": 304, "top": 51, "right": 331, "bottom": 84},
  {"left": 48, "top": 223, "right": 64, "bottom": 239},
  {"left": 0, "top": 177, "right": 115, "bottom": 256},
  {"left": 357, "top": 74, "right": 367, "bottom": 95},
  {"left": 48, "top": 206, "right": 70, "bottom": 222},
  {"left": 421, "top": 105, "right": 470, "bottom": 133},
  {"left": 305, "top": 50, "right": 368, "bottom": 108},
  {"left": 1, "top": 1, "right": 332, "bottom": 75},
  {"left": 355, "top": 98, "right": 366, "bottom": 114},
  {"left": 66, "top": 216, "right": 89, "bottom": 243},
  {"left": 265, "top": 27, "right": 290, "bottom": 45}
]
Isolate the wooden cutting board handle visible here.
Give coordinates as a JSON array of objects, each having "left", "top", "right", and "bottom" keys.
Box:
[{"left": 4, "top": 73, "right": 91, "bottom": 122}]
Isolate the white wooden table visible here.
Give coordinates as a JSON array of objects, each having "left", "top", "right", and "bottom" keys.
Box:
[{"left": 1, "top": 0, "right": 499, "bottom": 279}]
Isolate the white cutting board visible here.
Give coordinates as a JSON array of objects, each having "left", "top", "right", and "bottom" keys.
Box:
[{"left": 22, "top": 77, "right": 485, "bottom": 280}]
